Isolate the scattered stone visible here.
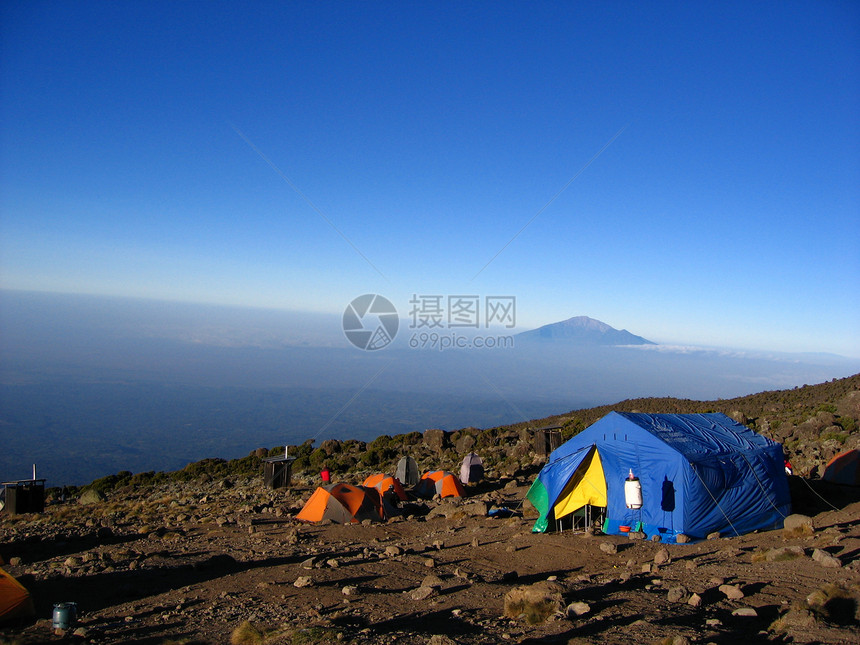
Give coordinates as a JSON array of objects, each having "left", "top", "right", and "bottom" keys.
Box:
[
  {"left": 422, "top": 574, "right": 444, "bottom": 589},
  {"left": 732, "top": 607, "right": 758, "bottom": 617},
  {"left": 675, "top": 534, "right": 691, "bottom": 544},
  {"left": 427, "top": 635, "right": 458, "bottom": 645},
  {"left": 423, "top": 557, "right": 436, "bottom": 568},
  {"left": 667, "top": 585, "right": 690, "bottom": 603},
  {"left": 7, "top": 557, "right": 22, "bottom": 566},
  {"left": 410, "top": 586, "right": 437, "bottom": 601},
  {"left": 327, "top": 558, "right": 341, "bottom": 569},
  {"left": 301, "top": 557, "right": 317, "bottom": 569},
  {"left": 599, "top": 542, "right": 617, "bottom": 555},
  {"left": 471, "top": 537, "right": 480, "bottom": 548},
  {"left": 628, "top": 531, "right": 646, "bottom": 540},
  {"left": 653, "top": 546, "right": 671, "bottom": 565},
  {"left": 342, "top": 586, "right": 358, "bottom": 596},
  {"left": 72, "top": 627, "right": 89, "bottom": 638},
  {"left": 706, "top": 531, "right": 721, "bottom": 540},
  {"left": 764, "top": 546, "right": 805, "bottom": 562},
  {"left": 385, "top": 546, "right": 403, "bottom": 557},
  {"left": 565, "top": 601, "right": 591, "bottom": 618},
  {"left": 687, "top": 593, "right": 702, "bottom": 607},
  {"left": 294, "top": 576, "right": 313, "bottom": 588},
  {"left": 811, "top": 548, "right": 842, "bottom": 568},
  {"left": 719, "top": 584, "right": 744, "bottom": 600},
  {"left": 462, "top": 501, "right": 489, "bottom": 517}
]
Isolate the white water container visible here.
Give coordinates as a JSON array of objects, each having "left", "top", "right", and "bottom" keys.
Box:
[{"left": 624, "top": 472, "right": 642, "bottom": 509}]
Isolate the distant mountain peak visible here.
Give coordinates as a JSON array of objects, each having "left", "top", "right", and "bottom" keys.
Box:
[{"left": 516, "top": 315, "right": 656, "bottom": 346}]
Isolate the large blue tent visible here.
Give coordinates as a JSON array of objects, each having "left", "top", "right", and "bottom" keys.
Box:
[{"left": 527, "top": 412, "right": 791, "bottom": 542}]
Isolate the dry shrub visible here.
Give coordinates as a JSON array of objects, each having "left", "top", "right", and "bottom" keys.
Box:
[
  {"left": 806, "top": 583, "right": 860, "bottom": 624},
  {"left": 503, "top": 581, "right": 564, "bottom": 624},
  {"left": 230, "top": 623, "right": 299, "bottom": 645},
  {"left": 783, "top": 523, "right": 814, "bottom": 538},
  {"left": 769, "top": 603, "right": 818, "bottom": 633},
  {"left": 231, "top": 622, "right": 265, "bottom": 645}
]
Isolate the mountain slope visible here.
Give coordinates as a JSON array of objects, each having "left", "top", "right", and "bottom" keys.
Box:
[{"left": 516, "top": 315, "right": 656, "bottom": 345}]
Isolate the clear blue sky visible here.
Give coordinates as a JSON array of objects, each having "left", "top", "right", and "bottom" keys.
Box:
[{"left": 2, "top": 1, "right": 858, "bottom": 356}]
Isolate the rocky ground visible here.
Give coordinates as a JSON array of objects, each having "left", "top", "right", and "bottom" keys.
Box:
[{"left": 1, "top": 474, "right": 859, "bottom": 645}]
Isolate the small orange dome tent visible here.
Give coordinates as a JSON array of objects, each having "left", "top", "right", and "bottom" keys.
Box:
[
  {"left": 822, "top": 449, "right": 860, "bottom": 486},
  {"left": 414, "top": 471, "right": 465, "bottom": 499},
  {"left": 0, "top": 565, "right": 35, "bottom": 624},
  {"left": 362, "top": 474, "right": 409, "bottom": 501},
  {"left": 296, "top": 484, "right": 385, "bottom": 524}
]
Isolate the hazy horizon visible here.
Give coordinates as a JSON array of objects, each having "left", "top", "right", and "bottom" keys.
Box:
[{"left": 2, "top": 290, "right": 858, "bottom": 486}]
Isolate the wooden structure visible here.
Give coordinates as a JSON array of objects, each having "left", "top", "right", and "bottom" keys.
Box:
[
  {"left": 2, "top": 479, "right": 46, "bottom": 515},
  {"left": 263, "top": 456, "right": 295, "bottom": 490},
  {"left": 534, "top": 425, "right": 563, "bottom": 458}
]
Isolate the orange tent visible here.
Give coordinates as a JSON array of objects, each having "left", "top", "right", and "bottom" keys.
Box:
[
  {"left": 414, "top": 471, "right": 465, "bottom": 499},
  {"left": 0, "top": 566, "right": 34, "bottom": 624},
  {"left": 362, "top": 474, "right": 409, "bottom": 501},
  {"left": 822, "top": 449, "right": 860, "bottom": 486},
  {"left": 296, "top": 484, "right": 385, "bottom": 524}
]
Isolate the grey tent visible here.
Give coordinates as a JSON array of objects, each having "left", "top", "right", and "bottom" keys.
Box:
[
  {"left": 395, "top": 456, "right": 419, "bottom": 487},
  {"left": 459, "top": 452, "right": 484, "bottom": 484}
]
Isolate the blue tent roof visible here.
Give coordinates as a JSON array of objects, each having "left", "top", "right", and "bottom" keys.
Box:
[{"left": 533, "top": 412, "right": 791, "bottom": 541}]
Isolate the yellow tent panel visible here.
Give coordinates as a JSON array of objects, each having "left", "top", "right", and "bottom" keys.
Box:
[{"left": 553, "top": 448, "right": 607, "bottom": 519}]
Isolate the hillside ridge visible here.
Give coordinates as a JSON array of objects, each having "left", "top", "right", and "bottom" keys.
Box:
[{"left": 73, "top": 373, "right": 860, "bottom": 496}]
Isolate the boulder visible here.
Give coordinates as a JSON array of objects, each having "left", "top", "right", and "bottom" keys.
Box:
[
  {"left": 653, "top": 546, "right": 671, "bottom": 565},
  {"left": 811, "top": 549, "right": 842, "bottom": 568},
  {"left": 410, "top": 586, "right": 436, "bottom": 601},
  {"left": 565, "top": 601, "right": 591, "bottom": 618},
  {"left": 719, "top": 584, "right": 744, "bottom": 600},
  {"left": 783, "top": 514, "right": 814, "bottom": 536},
  {"left": 78, "top": 489, "right": 106, "bottom": 505},
  {"left": 423, "top": 429, "right": 447, "bottom": 453}
]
